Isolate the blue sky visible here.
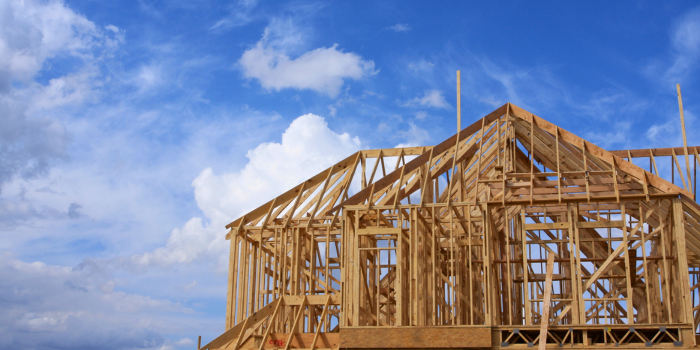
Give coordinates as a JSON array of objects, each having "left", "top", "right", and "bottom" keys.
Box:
[{"left": 1, "top": 1, "right": 699, "bottom": 349}]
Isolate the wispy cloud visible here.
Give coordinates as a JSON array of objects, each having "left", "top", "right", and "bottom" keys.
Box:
[
  {"left": 408, "top": 59, "right": 435, "bottom": 72},
  {"left": 210, "top": 0, "right": 259, "bottom": 30},
  {"left": 665, "top": 7, "right": 700, "bottom": 83},
  {"left": 415, "top": 111, "right": 429, "bottom": 120},
  {"left": 386, "top": 23, "right": 411, "bottom": 32},
  {"left": 402, "top": 89, "right": 450, "bottom": 109},
  {"left": 396, "top": 122, "right": 430, "bottom": 148},
  {"left": 644, "top": 6, "right": 700, "bottom": 85}
]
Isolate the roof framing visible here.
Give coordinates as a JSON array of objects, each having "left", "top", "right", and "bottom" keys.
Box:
[{"left": 206, "top": 103, "right": 700, "bottom": 350}]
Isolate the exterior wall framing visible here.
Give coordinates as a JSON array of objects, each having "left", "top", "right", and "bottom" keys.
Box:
[{"left": 201, "top": 103, "right": 700, "bottom": 350}]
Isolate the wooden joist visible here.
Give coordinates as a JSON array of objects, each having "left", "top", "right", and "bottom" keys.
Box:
[{"left": 212, "top": 102, "right": 700, "bottom": 350}]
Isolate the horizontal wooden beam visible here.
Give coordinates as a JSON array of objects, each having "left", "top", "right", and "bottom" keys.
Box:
[
  {"left": 332, "top": 104, "right": 508, "bottom": 210},
  {"left": 261, "top": 333, "right": 338, "bottom": 349},
  {"left": 610, "top": 146, "right": 700, "bottom": 158},
  {"left": 225, "top": 147, "right": 430, "bottom": 229},
  {"left": 356, "top": 227, "right": 402, "bottom": 235},
  {"left": 577, "top": 220, "right": 624, "bottom": 229},
  {"left": 283, "top": 295, "right": 340, "bottom": 305},
  {"left": 361, "top": 147, "right": 431, "bottom": 157},
  {"left": 524, "top": 222, "right": 568, "bottom": 230},
  {"left": 509, "top": 103, "right": 693, "bottom": 198},
  {"left": 339, "top": 326, "right": 492, "bottom": 348}
]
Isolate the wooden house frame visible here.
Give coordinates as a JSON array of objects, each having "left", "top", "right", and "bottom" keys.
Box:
[{"left": 201, "top": 103, "right": 700, "bottom": 350}]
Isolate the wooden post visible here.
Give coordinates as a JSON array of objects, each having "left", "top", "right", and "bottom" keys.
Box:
[
  {"left": 226, "top": 229, "right": 239, "bottom": 329},
  {"left": 621, "top": 203, "right": 634, "bottom": 324},
  {"left": 521, "top": 209, "right": 531, "bottom": 325},
  {"left": 677, "top": 84, "right": 693, "bottom": 193},
  {"left": 457, "top": 70, "right": 461, "bottom": 132},
  {"left": 672, "top": 198, "right": 694, "bottom": 324},
  {"left": 538, "top": 253, "right": 555, "bottom": 350}
]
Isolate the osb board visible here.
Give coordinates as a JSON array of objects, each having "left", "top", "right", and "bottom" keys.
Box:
[{"left": 339, "top": 327, "right": 491, "bottom": 348}]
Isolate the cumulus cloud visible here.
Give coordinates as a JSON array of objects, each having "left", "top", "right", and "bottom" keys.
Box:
[
  {"left": 387, "top": 23, "right": 410, "bottom": 32},
  {"left": 0, "top": 0, "right": 123, "bottom": 191},
  {"left": 402, "top": 89, "right": 450, "bottom": 109},
  {"left": 126, "top": 113, "right": 363, "bottom": 268},
  {"left": 239, "top": 19, "right": 377, "bottom": 97},
  {"left": 0, "top": 0, "right": 101, "bottom": 90}
]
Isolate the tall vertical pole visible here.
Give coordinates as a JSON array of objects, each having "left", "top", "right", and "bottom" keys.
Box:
[
  {"left": 677, "top": 84, "right": 692, "bottom": 192},
  {"left": 457, "top": 70, "right": 461, "bottom": 132}
]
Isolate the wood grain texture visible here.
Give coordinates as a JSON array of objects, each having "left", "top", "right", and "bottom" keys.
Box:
[{"left": 339, "top": 327, "right": 492, "bottom": 348}]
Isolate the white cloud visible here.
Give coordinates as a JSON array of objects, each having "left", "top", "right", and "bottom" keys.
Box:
[
  {"left": 455, "top": 55, "right": 568, "bottom": 112},
  {"left": 30, "top": 68, "right": 100, "bottom": 111},
  {"left": 396, "top": 122, "right": 430, "bottom": 148},
  {"left": 127, "top": 113, "right": 363, "bottom": 268},
  {"left": 402, "top": 89, "right": 450, "bottom": 109},
  {"left": 644, "top": 7, "right": 700, "bottom": 85},
  {"left": 583, "top": 121, "right": 632, "bottom": 150},
  {"left": 0, "top": 252, "right": 202, "bottom": 349},
  {"left": 644, "top": 109, "right": 698, "bottom": 149},
  {"left": 387, "top": 23, "right": 411, "bottom": 32},
  {"left": 239, "top": 20, "right": 377, "bottom": 97},
  {"left": 665, "top": 7, "right": 700, "bottom": 83},
  {"left": 0, "top": 0, "right": 107, "bottom": 90},
  {"left": 135, "top": 64, "right": 165, "bottom": 91},
  {"left": 210, "top": 0, "right": 259, "bottom": 30},
  {"left": 646, "top": 119, "right": 676, "bottom": 141},
  {"left": 173, "top": 338, "right": 194, "bottom": 346},
  {"left": 408, "top": 59, "right": 434, "bottom": 72},
  {"left": 0, "top": 0, "right": 123, "bottom": 189},
  {"left": 0, "top": 94, "right": 69, "bottom": 186},
  {"left": 128, "top": 217, "right": 213, "bottom": 268}
]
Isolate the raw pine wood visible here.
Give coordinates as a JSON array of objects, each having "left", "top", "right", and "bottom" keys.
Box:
[
  {"left": 263, "top": 333, "right": 339, "bottom": 349},
  {"left": 538, "top": 253, "right": 555, "bottom": 350},
  {"left": 339, "top": 327, "right": 492, "bottom": 348},
  {"left": 204, "top": 102, "right": 700, "bottom": 350},
  {"left": 610, "top": 146, "right": 700, "bottom": 158},
  {"left": 678, "top": 84, "right": 693, "bottom": 193}
]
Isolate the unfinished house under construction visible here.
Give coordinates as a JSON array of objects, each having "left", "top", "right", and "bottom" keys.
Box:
[{"left": 201, "top": 102, "right": 700, "bottom": 350}]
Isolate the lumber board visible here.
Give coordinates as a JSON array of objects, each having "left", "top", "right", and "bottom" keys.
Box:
[
  {"left": 576, "top": 220, "right": 624, "bottom": 229},
  {"left": 338, "top": 326, "right": 492, "bottom": 348},
  {"left": 610, "top": 146, "right": 700, "bottom": 158},
  {"left": 538, "top": 253, "right": 555, "bottom": 350},
  {"left": 333, "top": 104, "right": 507, "bottom": 209},
  {"left": 524, "top": 222, "right": 569, "bottom": 230},
  {"left": 257, "top": 333, "right": 338, "bottom": 349},
  {"left": 214, "top": 102, "right": 700, "bottom": 350}
]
